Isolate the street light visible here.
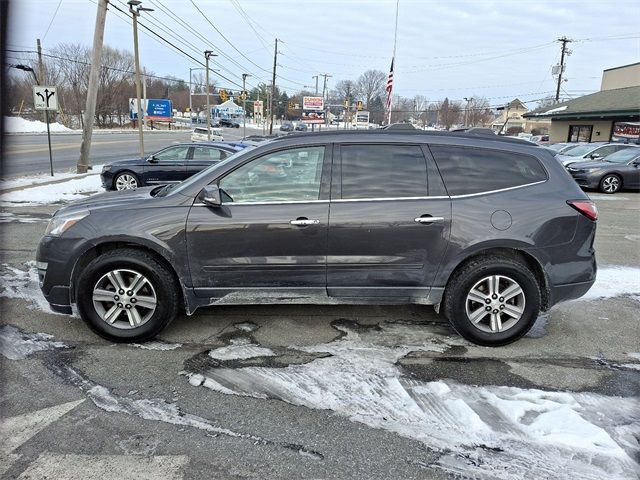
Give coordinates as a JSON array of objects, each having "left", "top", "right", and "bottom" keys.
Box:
[
  {"left": 204, "top": 50, "right": 217, "bottom": 141},
  {"left": 128, "top": 0, "right": 153, "bottom": 157},
  {"left": 11, "top": 64, "right": 39, "bottom": 84},
  {"left": 242, "top": 73, "right": 251, "bottom": 137}
]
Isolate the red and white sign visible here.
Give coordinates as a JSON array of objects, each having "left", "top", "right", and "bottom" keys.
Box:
[
  {"left": 303, "top": 96, "right": 324, "bottom": 111},
  {"left": 253, "top": 100, "right": 263, "bottom": 116},
  {"left": 301, "top": 110, "right": 325, "bottom": 124}
]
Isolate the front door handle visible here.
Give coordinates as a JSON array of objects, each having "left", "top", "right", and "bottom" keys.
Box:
[
  {"left": 414, "top": 215, "right": 444, "bottom": 224},
  {"left": 290, "top": 218, "right": 320, "bottom": 226}
]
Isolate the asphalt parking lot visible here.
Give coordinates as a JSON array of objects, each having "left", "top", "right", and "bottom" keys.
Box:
[{"left": 1, "top": 190, "right": 639, "bottom": 479}]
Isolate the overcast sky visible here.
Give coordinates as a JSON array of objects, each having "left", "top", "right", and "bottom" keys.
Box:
[{"left": 7, "top": 0, "right": 640, "bottom": 107}]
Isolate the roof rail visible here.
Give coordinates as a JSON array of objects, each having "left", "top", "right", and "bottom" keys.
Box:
[{"left": 283, "top": 129, "right": 537, "bottom": 146}]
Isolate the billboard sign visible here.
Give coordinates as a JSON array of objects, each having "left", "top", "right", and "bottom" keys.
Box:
[
  {"left": 303, "top": 96, "right": 324, "bottom": 111},
  {"left": 145, "top": 99, "right": 172, "bottom": 121},
  {"left": 301, "top": 110, "right": 325, "bottom": 124},
  {"left": 129, "top": 98, "right": 146, "bottom": 119}
]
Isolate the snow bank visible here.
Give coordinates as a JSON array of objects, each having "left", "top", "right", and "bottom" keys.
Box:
[
  {"left": 582, "top": 266, "right": 640, "bottom": 300},
  {"left": 0, "top": 173, "right": 102, "bottom": 205},
  {"left": 0, "top": 324, "right": 68, "bottom": 360},
  {"left": 4, "top": 116, "right": 73, "bottom": 133}
]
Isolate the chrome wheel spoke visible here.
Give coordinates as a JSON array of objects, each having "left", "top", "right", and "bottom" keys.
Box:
[
  {"left": 126, "top": 307, "right": 143, "bottom": 327},
  {"left": 469, "top": 306, "right": 488, "bottom": 324},
  {"left": 93, "top": 288, "right": 115, "bottom": 303},
  {"left": 490, "top": 313, "right": 502, "bottom": 332},
  {"left": 129, "top": 274, "right": 147, "bottom": 294},
  {"left": 501, "top": 283, "right": 523, "bottom": 302},
  {"left": 107, "top": 271, "right": 126, "bottom": 291},
  {"left": 502, "top": 304, "right": 523, "bottom": 320},
  {"left": 467, "top": 288, "right": 486, "bottom": 304},
  {"left": 104, "top": 304, "right": 121, "bottom": 324},
  {"left": 135, "top": 295, "right": 157, "bottom": 310}
]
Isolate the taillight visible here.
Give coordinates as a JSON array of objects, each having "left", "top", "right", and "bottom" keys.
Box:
[{"left": 567, "top": 200, "right": 597, "bottom": 221}]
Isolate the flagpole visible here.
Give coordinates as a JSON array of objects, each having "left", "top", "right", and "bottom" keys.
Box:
[{"left": 387, "top": 0, "right": 400, "bottom": 124}]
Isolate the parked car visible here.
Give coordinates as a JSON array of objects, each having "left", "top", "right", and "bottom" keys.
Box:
[
  {"left": 530, "top": 135, "right": 549, "bottom": 145},
  {"left": 295, "top": 122, "right": 308, "bottom": 131},
  {"left": 544, "top": 142, "right": 586, "bottom": 154},
  {"left": 39, "top": 130, "right": 597, "bottom": 346},
  {"left": 279, "top": 122, "right": 294, "bottom": 132},
  {"left": 556, "top": 142, "right": 635, "bottom": 166},
  {"left": 566, "top": 147, "right": 640, "bottom": 193},
  {"left": 218, "top": 118, "right": 240, "bottom": 128},
  {"left": 100, "top": 142, "right": 247, "bottom": 191},
  {"left": 191, "top": 127, "right": 223, "bottom": 142}
]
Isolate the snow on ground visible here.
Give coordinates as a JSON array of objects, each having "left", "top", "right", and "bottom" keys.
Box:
[
  {"left": 208, "top": 338, "right": 275, "bottom": 361},
  {"left": 0, "top": 212, "right": 46, "bottom": 223},
  {"left": 0, "top": 166, "right": 102, "bottom": 192},
  {"left": 581, "top": 266, "right": 640, "bottom": 300},
  {"left": 0, "top": 324, "right": 68, "bottom": 360},
  {"left": 0, "top": 173, "right": 102, "bottom": 206},
  {"left": 190, "top": 321, "right": 640, "bottom": 480},
  {"left": 4, "top": 116, "right": 74, "bottom": 133},
  {"left": 131, "top": 341, "right": 182, "bottom": 351}
]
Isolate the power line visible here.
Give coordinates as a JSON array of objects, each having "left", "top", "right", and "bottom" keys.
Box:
[
  {"left": 42, "top": 0, "right": 63, "bottom": 40},
  {"left": 228, "top": 0, "right": 270, "bottom": 52}
]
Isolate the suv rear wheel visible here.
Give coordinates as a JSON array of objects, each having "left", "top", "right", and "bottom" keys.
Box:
[
  {"left": 443, "top": 255, "right": 541, "bottom": 346},
  {"left": 76, "top": 249, "right": 180, "bottom": 342}
]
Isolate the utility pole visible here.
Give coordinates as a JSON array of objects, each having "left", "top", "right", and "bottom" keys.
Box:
[
  {"left": 311, "top": 75, "right": 319, "bottom": 132},
  {"left": 205, "top": 50, "right": 216, "bottom": 141},
  {"left": 129, "top": 0, "right": 154, "bottom": 158},
  {"left": 142, "top": 73, "right": 148, "bottom": 129},
  {"left": 463, "top": 97, "right": 472, "bottom": 126},
  {"left": 269, "top": 38, "right": 278, "bottom": 135},
  {"left": 189, "top": 68, "right": 193, "bottom": 124},
  {"left": 320, "top": 74, "right": 331, "bottom": 130},
  {"left": 77, "top": 0, "right": 108, "bottom": 173},
  {"left": 242, "top": 73, "right": 250, "bottom": 138},
  {"left": 36, "top": 39, "right": 46, "bottom": 123},
  {"left": 555, "top": 36, "right": 572, "bottom": 103}
]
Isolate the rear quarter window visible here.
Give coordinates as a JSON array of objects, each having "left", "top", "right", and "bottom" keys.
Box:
[{"left": 429, "top": 145, "right": 547, "bottom": 196}]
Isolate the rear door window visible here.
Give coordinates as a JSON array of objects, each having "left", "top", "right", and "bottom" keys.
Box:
[
  {"left": 192, "top": 146, "right": 227, "bottom": 161},
  {"left": 339, "top": 144, "right": 428, "bottom": 199},
  {"left": 429, "top": 145, "right": 547, "bottom": 196}
]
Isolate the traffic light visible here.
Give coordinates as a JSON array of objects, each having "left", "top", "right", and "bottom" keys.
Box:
[
  {"left": 219, "top": 89, "right": 228, "bottom": 102},
  {"left": 357, "top": 100, "right": 363, "bottom": 111},
  {"left": 344, "top": 100, "right": 349, "bottom": 108},
  {"left": 288, "top": 101, "right": 295, "bottom": 110}
]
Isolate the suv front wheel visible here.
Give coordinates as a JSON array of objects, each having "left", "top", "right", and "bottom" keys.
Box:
[
  {"left": 76, "top": 248, "right": 180, "bottom": 342},
  {"left": 443, "top": 255, "right": 541, "bottom": 346}
]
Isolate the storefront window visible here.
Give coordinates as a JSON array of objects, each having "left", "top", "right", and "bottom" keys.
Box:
[
  {"left": 611, "top": 122, "right": 640, "bottom": 144},
  {"left": 568, "top": 125, "right": 592, "bottom": 142}
]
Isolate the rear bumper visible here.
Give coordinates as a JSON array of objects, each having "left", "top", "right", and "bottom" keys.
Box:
[{"left": 549, "top": 279, "right": 595, "bottom": 307}]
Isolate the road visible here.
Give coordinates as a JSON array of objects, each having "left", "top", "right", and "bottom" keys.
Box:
[
  {"left": 0, "top": 190, "right": 638, "bottom": 479},
  {"left": 2, "top": 128, "right": 248, "bottom": 178}
]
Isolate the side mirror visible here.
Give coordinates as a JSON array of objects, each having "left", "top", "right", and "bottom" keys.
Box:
[
  {"left": 147, "top": 155, "right": 158, "bottom": 163},
  {"left": 200, "top": 184, "right": 222, "bottom": 207},
  {"left": 589, "top": 153, "right": 601, "bottom": 159}
]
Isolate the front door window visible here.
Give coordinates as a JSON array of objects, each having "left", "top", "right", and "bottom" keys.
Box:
[
  {"left": 219, "top": 146, "right": 325, "bottom": 203},
  {"left": 154, "top": 145, "right": 191, "bottom": 162},
  {"left": 568, "top": 125, "right": 592, "bottom": 143}
]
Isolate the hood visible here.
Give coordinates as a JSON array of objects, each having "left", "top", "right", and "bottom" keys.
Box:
[
  {"left": 56, "top": 186, "right": 156, "bottom": 215},
  {"left": 559, "top": 156, "right": 590, "bottom": 166},
  {"left": 105, "top": 157, "right": 146, "bottom": 167},
  {"left": 567, "top": 160, "right": 610, "bottom": 170}
]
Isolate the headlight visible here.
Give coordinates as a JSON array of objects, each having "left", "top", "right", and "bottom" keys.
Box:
[
  {"left": 45, "top": 210, "right": 90, "bottom": 236},
  {"left": 101, "top": 165, "right": 112, "bottom": 173}
]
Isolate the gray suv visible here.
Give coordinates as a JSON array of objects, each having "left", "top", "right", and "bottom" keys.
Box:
[{"left": 37, "top": 131, "right": 597, "bottom": 346}]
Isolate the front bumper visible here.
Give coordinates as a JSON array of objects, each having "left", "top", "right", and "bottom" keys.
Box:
[{"left": 567, "top": 170, "right": 600, "bottom": 189}]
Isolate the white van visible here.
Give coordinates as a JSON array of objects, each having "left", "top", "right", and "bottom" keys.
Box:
[{"left": 191, "top": 127, "right": 223, "bottom": 142}]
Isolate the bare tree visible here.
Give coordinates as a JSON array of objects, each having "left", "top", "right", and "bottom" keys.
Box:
[
  {"left": 437, "top": 97, "right": 462, "bottom": 129},
  {"left": 466, "top": 96, "right": 494, "bottom": 127},
  {"left": 331, "top": 79, "right": 356, "bottom": 104},
  {"left": 356, "top": 70, "right": 386, "bottom": 109}
]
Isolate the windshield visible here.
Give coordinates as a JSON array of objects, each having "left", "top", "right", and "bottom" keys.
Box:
[
  {"left": 158, "top": 147, "right": 256, "bottom": 196},
  {"left": 564, "top": 145, "right": 596, "bottom": 156},
  {"left": 604, "top": 148, "right": 640, "bottom": 163},
  {"left": 547, "top": 143, "right": 566, "bottom": 151}
]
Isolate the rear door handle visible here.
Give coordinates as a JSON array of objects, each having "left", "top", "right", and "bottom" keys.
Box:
[
  {"left": 414, "top": 216, "right": 444, "bottom": 224},
  {"left": 290, "top": 218, "right": 320, "bottom": 226}
]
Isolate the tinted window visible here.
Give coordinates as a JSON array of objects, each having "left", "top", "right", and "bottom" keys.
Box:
[
  {"left": 192, "top": 146, "right": 226, "bottom": 161},
  {"left": 154, "top": 145, "right": 190, "bottom": 161},
  {"left": 430, "top": 146, "right": 547, "bottom": 196},
  {"left": 219, "top": 146, "right": 325, "bottom": 203},
  {"left": 340, "top": 144, "right": 427, "bottom": 199}
]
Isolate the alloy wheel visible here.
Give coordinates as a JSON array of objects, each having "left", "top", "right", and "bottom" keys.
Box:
[
  {"left": 465, "top": 274, "right": 526, "bottom": 333},
  {"left": 115, "top": 174, "right": 138, "bottom": 190},
  {"left": 92, "top": 269, "right": 157, "bottom": 329},
  {"left": 601, "top": 175, "right": 620, "bottom": 193}
]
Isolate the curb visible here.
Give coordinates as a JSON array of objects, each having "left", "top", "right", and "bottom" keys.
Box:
[{"left": 0, "top": 170, "right": 101, "bottom": 195}]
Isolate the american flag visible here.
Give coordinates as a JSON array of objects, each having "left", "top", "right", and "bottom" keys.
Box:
[{"left": 385, "top": 58, "right": 394, "bottom": 112}]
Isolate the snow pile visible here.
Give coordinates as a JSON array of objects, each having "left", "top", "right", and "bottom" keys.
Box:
[
  {"left": 582, "top": 266, "right": 640, "bottom": 300},
  {"left": 131, "top": 342, "right": 182, "bottom": 351},
  {"left": 4, "top": 116, "right": 73, "bottom": 133},
  {"left": 208, "top": 338, "right": 275, "bottom": 360},
  {"left": 0, "top": 167, "right": 102, "bottom": 192},
  {"left": 191, "top": 321, "right": 640, "bottom": 479},
  {"left": 0, "top": 174, "right": 102, "bottom": 205},
  {"left": 0, "top": 324, "right": 68, "bottom": 360}
]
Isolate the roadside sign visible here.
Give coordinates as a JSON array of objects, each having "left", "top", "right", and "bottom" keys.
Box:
[
  {"left": 253, "top": 100, "right": 264, "bottom": 116},
  {"left": 301, "top": 110, "right": 325, "bottom": 124},
  {"left": 356, "top": 111, "right": 370, "bottom": 124},
  {"left": 33, "top": 86, "right": 58, "bottom": 111},
  {"left": 129, "top": 98, "right": 148, "bottom": 119},
  {"left": 303, "top": 96, "right": 324, "bottom": 111},
  {"left": 145, "top": 99, "right": 172, "bottom": 121}
]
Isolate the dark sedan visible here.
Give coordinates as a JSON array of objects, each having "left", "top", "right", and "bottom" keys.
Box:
[
  {"left": 566, "top": 147, "right": 640, "bottom": 193},
  {"left": 100, "top": 143, "right": 247, "bottom": 191},
  {"left": 218, "top": 118, "right": 240, "bottom": 128}
]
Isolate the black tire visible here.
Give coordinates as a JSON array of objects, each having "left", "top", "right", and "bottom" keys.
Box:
[
  {"left": 599, "top": 174, "right": 622, "bottom": 194},
  {"left": 76, "top": 248, "right": 180, "bottom": 342},
  {"left": 113, "top": 171, "right": 140, "bottom": 191},
  {"left": 442, "top": 255, "right": 541, "bottom": 346}
]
